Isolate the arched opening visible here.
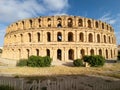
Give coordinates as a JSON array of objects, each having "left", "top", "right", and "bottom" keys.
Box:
[
  {"left": 79, "top": 33, "right": 84, "bottom": 42},
  {"left": 47, "top": 32, "right": 51, "bottom": 42},
  {"left": 104, "top": 35, "right": 106, "bottom": 43},
  {"left": 99, "top": 49, "right": 102, "bottom": 56},
  {"left": 106, "top": 49, "right": 108, "bottom": 59},
  {"left": 97, "top": 34, "right": 100, "bottom": 43},
  {"left": 102, "top": 23, "right": 104, "bottom": 29},
  {"left": 26, "top": 49, "right": 30, "bottom": 58},
  {"left": 68, "top": 18, "right": 73, "bottom": 27},
  {"left": 89, "top": 33, "right": 93, "bottom": 42},
  {"left": 109, "top": 36, "right": 111, "bottom": 43},
  {"left": 22, "top": 21, "right": 24, "bottom": 29},
  {"left": 95, "top": 21, "right": 98, "bottom": 28},
  {"left": 107, "top": 25, "right": 109, "bottom": 30},
  {"left": 46, "top": 49, "right": 50, "bottom": 57},
  {"left": 81, "top": 49, "right": 85, "bottom": 58},
  {"left": 78, "top": 19, "right": 83, "bottom": 27},
  {"left": 29, "top": 20, "right": 32, "bottom": 28},
  {"left": 48, "top": 18, "right": 51, "bottom": 27},
  {"left": 57, "top": 32, "right": 62, "bottom": 41},
  {"left": 36, "top": 49, "right": 39, "bottom": 56},
  {"left": 20, "top": 34, "right": 23, "bottom": 43},
  {"left": 68, "top": 32, "right": 73, "bottom": 42},
  {"left": 88, "top": 20, "right": 91, "bottom": 28},
  {"left": 111, "top": 50, "right": 113, "bottom": 58},
  {"left": 28, "top": 33, "right": 31, "bottom": 42},
  {"left": 68, "top": 49, "right": 74, "bottom": 60},
  {"left": 18, "top": 49, "right": 21, "bottom": 59},
  {"left": 57, "top": 18, "right": 62, "bottom": 27},
  {"left": 38, "top": 19, "right": 41, "bottom": 27},
  {"left": 90, "top": 49, "right": 94, "bottom": 55},
  {"left": 57, "top": 49, "right": 62, "bottom": 60},
  {"left": 37, "top": 32, "right": 40, "bottom": 42}
]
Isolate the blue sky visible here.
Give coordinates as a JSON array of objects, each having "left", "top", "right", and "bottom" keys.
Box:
[{"left": 0, "top": 0, "right": 120, "bottom": 46}]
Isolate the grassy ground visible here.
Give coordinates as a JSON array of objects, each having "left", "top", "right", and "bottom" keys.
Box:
[{"left": 0, "top": 62, "right": 120, "bottom": 79}]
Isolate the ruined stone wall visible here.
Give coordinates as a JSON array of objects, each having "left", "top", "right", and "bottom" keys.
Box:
[{"left": 2, "top": 15, "right": 117, "bottom": 61}]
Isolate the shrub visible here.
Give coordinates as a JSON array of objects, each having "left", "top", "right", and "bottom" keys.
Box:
[
  {"left": 73, "top": 59, "right": 83, "bottom": 67},
  {"left": 17, "top": 59, "right": 28, "bottom": 66},
  {"left": 0, "top": 85, "right": 14, "bottom": 90},
  {"left": 117, "top": 54, "right": 120, "bottom": 60},
  {"left": 83, "top": 55, "right": 105, "bottom": 67}
]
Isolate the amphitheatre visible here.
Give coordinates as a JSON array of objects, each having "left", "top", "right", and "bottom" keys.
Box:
[{"left": 1, "top": 15, "right": 118, "bottom": 62}]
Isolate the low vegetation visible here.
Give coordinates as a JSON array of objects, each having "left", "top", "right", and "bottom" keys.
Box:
[
  {"left": 17, "top": 55, "right": 52, "bottom": 67},
  {"left": 117, "top": 54, "right": 120, "bottom": 60},
  {"left": 0, "top": 85, "right": 14, "bottom": 90},
  {"left": 73, "top": 59, "right": 83, "bottom": 67}
]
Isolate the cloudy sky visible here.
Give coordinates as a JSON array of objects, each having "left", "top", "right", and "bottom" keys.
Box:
[{"left": 0, "top": 0, "right": 120, "bottom": 46}]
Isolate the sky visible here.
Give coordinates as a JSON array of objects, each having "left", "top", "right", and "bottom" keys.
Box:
[{"left": 0, "top": 0, "right": 120, "bottom": 46}]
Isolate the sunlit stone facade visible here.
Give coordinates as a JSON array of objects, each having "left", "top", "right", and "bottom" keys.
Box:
[{"left": 2, "top": 15, "right": 118, "bottom": 61}]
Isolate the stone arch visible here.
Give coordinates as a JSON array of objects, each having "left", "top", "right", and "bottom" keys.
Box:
[
  {"left": 57, "top": 32, "right": 62, "bottom": 41},
  {"left": 79, "top": 32, "right": 84, "bottom": 42},
  {"left": 99, "top": 49, "right": 102, "bottom": 56},
  {"left": 78, "top": 19, "right": 83, "bottom": 27},
  {"left": 47, "top": 18, "right": 51, "bottom": 27},
  {"left": 95, "top": 21, "right": 99, "bottom": 28},
  {"left": 90, "top": 49, "right": 94, "bottom": 55},
  {"left": 97, "top": 34, "right": 100, "bottom": 43},
  {"left": 57, "top": 18, "right": 62, "bottom": 27},
  {"left": 81, "top": 49, "right": 85, "bottom": 58},
  {"left": 108, "top": 36, "right": 111, "bottom": 43},
  {"left": 106, "top": 49, "right": 108, "bottom": 59},
  {"left": 88, "top": 33, "right": 93, "bottom": 42},
  {"left": 57, "top": 49, "right": 62, "bottom": 60},
  {"left": 102, "top": 23, "right": 104, "bottom": 29},
  {"left": 26, "top": 49, "right": 30, "bottom": 58},
  {"left": 88, "top": 20, "right": 91, "bottom": 28},
  {"left": 47, "top": 32, "right": 51, "bottom": 42},
  {"left": 107, "top": 25, "right": 109, "bottom": 30},
  {"left": 46, "top": 49, "right": 50, "bottom": 57},
  {"left": 37, "top": 32, "right": 40, "bottom": 42},
  {"left": 104, "top": 35, "right": 106, "bottom": 43},
  {"left": 38, "top": 18, "right": 41, "bottom": 27},
  {"left": 68, "top": 32, "right": 73, "bottom": 42},
  {"left": 68, "top": 49, "right": 74, "bottom": 60},
  {"left": 68, "top": 18, "right": 73, "bottom": 27},
  {"left": 36, "top": 49, "right": 39, "bottom": 56},
  {"left": 28, "top": 33, "right": 31, "bottom": 42},
  {"left": 111, "top": 49, "right": 113, "bottom": 58},
  {"left": 22, "top": 21, "right": 24, "bottom": 28},
  {"left": 29, "top": 19, "right": 32, "bottom": 28},
  {"left": 20, "top": 34, "right": 23, "bottom": 43}
]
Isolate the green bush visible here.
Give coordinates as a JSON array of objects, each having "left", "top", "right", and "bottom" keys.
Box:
[
  {"left": 73, "top": 59, "right": 83, "bottom": 67},
  {"left": 0, "top": 85, "right": 14, "bottom": 90},
  {"left": 17, "top": 59, "right": 28, "bottom": 66},
  {"left": 83, "top": 55, "right": 105, "bottom": 67},
  {"left": 117, "top": 54, "right": 120, "bottom": 60},
  {"left": 27, "top": 55, "right": 52, "bottom": 67}
]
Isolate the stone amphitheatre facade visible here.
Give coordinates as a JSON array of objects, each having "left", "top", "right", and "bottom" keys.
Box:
[{"left": 2, "top": 15, "right": 118, "bottom": 62}]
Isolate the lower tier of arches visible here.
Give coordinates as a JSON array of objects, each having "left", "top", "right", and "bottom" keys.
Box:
[{"left": 2, "top": 45, "right": 118, "bottom": 61}]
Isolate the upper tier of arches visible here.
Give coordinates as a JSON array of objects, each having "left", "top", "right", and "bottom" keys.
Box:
[{"left": 6, "top": 15, "right": 114, "bottom": 33}]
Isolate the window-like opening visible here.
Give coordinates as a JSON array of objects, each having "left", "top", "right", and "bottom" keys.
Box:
[
  {"left": 29, "top": 20, "right": 32, "bottom": 28},
  {"left": 46, "top": 49, "right": 50, "bottom": 57},
  {"left": 57, "top": 18, "right": 62, "bottom": 27},
  {"left": 95, "top": 21, "right": 98, "bottom": 28},
  {"left": 38, "top": 19, "right": 41, "bottom": 27},
  {"left": 106, "top": 49, "right": 108, "bottom": 59},
  {"left": 47, "top": 32, "right": 51, "bottom": 42},
  {"left": 104, "top": 35, "right": 106, "bottom": 43},
  {"left": 22, "top": 21, "right": 24, "bottom": 28},
  {"left": 57, "top": 32, "right": 62, "bottom": 41},
  {"left": 37, "top": 32, "right": 40, "bottom": 42},
  {"left": 28, "top": 33, "right": 31, "bottom": 42},
  {"left": 27, "top": 49, "right": 30, "bottom": 58},
  {"left": 78, "top": 19, "right": 83, "bottom": 27},
  {"left": 102, "top": 23, "right": 104, "bottom": 29},
  {"left": 79, "top": 33, "right": 84, "bottom": 42},
  {"left": 36, "top": 49, "right": 39, "bottom": 56},
  {"left": 68, "top": 32, "right": 73, "bottom": 42},
  {"left": 97, "top": 34, "right": 100, "bottom": 43},
  {"left": 90, "top": 49, "right": 94, "bottom": 55},
  {"left": 88, "top": 20, "right": 91, "bottom": 28},
  {"left": 99, "top": 49, "right": 102, "bottom": 56},
  {"left": 107, "top": 25, "right": 108, "bottom": 30},
  {"left": 57, "top": 49, "right": 62, "bottom": 60},
  {"left": 48, "top": 18, "right": 51, "bottom": 27},
  {"left": 68, "top": 18, "right": 73, "bottom": 27},
  {"left": 20, "top": 34, "right": 23, "bottom": 43},
  {"left": 89, "top": 33, "right": 93, "bottom": 42},
  {"left": 81, "top": 49, "right": 85, "bottom": 58},
  {"left": 68, "top": 49, "right": 74, "bottom": 60},
  {"left": 18, "top": 49, "right": 21, "bottom": 59},
  {"left": 111, "top": 50, "right": 113, "bottom": 58},
  {"left": 109, "top": 36, "right": 111, "bottom": 43}
]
